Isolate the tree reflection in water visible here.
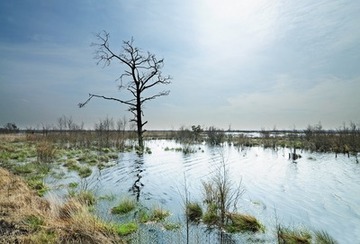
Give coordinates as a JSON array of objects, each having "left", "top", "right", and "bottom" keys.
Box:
[{"left": 130, "top": 157, "right": 144, "bottom": 201}]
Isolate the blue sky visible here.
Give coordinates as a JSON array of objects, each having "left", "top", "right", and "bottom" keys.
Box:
[{"left": 1, "top": 0, "right": 359, "bottom": 130}]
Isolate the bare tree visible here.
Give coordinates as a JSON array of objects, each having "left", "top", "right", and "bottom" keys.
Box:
[{"left": 79, "top": 31, "right": 171, "bottom": 148}]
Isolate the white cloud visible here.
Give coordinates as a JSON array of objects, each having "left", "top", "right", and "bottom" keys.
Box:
[{"left": 191, "top": 0, "right": 280, "bottom": 65}]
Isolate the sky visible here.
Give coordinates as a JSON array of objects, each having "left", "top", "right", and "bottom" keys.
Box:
[{"left": 0, "top": 0, "right": 359, "bottom": 130}]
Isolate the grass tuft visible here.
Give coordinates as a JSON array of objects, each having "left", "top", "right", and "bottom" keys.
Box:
[
  {"left": 186, "top": 202, "right": 203, "bottom": 223},
  {"left": 163, "top": 222, "right": 181, "bottom": 231},
  {"left": 75, "top": 190, "right": 96, "bottom": 206},
  {"left": 225, "top": 212, "right": 264, "bottom": 233},
  {"left": 78, "top": 166, "right": 92, "bottom": 178},
  {"left": 114, "top": 222, "right": 138, "bottom": 236},
  {"left": 314, "top": 230, "right": 338, "bottom": 244},
  {"left": 36, "top": 141, "right": 56, "bottom": 163},
  {"left": 202, "top": 203, "right": 219, "bottom": 226},
  {"left": 26, "top": 177, "right": 49, "bottom": 196},
  {"left": 111, "top": 198, "right": 136, "bottom": 215},
  {"left": 277, "top": 225, "right": 312, "bottom": 244},
  {"left": 149, "top": 207, "right": 170, "bottom": 222}
]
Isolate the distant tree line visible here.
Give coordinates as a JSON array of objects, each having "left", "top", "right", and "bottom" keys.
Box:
[{"left": 0, "top": 122, "right": 19, "bottom": 133}]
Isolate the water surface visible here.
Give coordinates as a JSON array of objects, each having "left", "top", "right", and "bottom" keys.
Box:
[{"left": 48, "top": 140, "right": 360, "bottom": 243}]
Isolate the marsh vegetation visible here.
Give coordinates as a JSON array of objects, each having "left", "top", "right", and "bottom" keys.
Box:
[{"left": 1, "top": 123, "right": 359, "bottom": 243}]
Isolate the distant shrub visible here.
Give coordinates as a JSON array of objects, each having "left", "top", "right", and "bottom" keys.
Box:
[{"left": 206, "top": 126, "right": 225, "bottom": 145}]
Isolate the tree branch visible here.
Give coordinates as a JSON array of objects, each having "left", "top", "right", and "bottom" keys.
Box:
[
  {"left": 141, "top": 90, "right": 170, "bottom": 104},
  {"left": 79, "top": 93, "right": 135, "bottom": 108}
]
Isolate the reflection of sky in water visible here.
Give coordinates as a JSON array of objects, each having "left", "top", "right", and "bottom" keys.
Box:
[{"left": 46, "top": 140, "right": 360, "bottom": 243}]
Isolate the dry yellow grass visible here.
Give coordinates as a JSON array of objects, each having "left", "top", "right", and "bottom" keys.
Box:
[
  {"left": 0, "top": 167, "right": 124, "bottom": 243},
  {"left": 0, "top": 133, "right": 27, "bottom": 142}
]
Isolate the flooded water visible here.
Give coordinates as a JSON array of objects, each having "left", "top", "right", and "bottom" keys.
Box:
[{"left": 47, "top": 140, "right": 360, "bottom": 243}]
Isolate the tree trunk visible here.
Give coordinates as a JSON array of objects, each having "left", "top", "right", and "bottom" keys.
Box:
[{"left": 136, "top": 91, "right": 144, "bottom": 148}]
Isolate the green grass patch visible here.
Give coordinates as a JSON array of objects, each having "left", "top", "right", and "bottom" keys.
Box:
[
  {"left": 64, "top": 158, "right": 80, "bottom": 171},
  {"left": 138, "top": 209, "right": 151, "bottom": 223},
  {"left": 78, "top": 166, "right": 92, "bottom": 178},
  {"left": 108, "top": 153, "right": 119, "bottom": 160},
  {"left": 114, "top": 222, "right": 138, "bottom": 236},
  {"left": 13, "top": 163, "right": 35, "bottom": 174},
  {"left": 68, "top": 182, "right": 79, "bottom": 189},
  {"left": 98, "top": 155, "right": 110, "bottom": 162},
  {"left": 163, "top": 222, "right": 181, "bottom": 231},
  {"left": 24, "top": 215, "right": 45, "bottom": 231},
  {"left": 137, "top": 207, "right": 171, "bottom": 224},
  {"left": 26, "top": 177, "right": 49, "bottom": 196},
  {"left": 111, "top": 198, "right": 136, "bottom": 215},
  {"left": 78, "top": 153, "right": 99, "bottom": 166},
  {"left": 202, "top": 204, "right": 219, "bottom": 226},
  {"left": 13, "top": 162, "right": 50, "bottom": 176}
]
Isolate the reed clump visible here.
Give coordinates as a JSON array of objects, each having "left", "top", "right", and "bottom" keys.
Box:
[
  {"left": 225, "top": 212, "right": 264, "bottom": 233},
  {"left": 36, "top": 140, "right": 56, "bottom": 163},
  {"left": 186, "top": 202, "right": 203, "bottom": 223}
]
